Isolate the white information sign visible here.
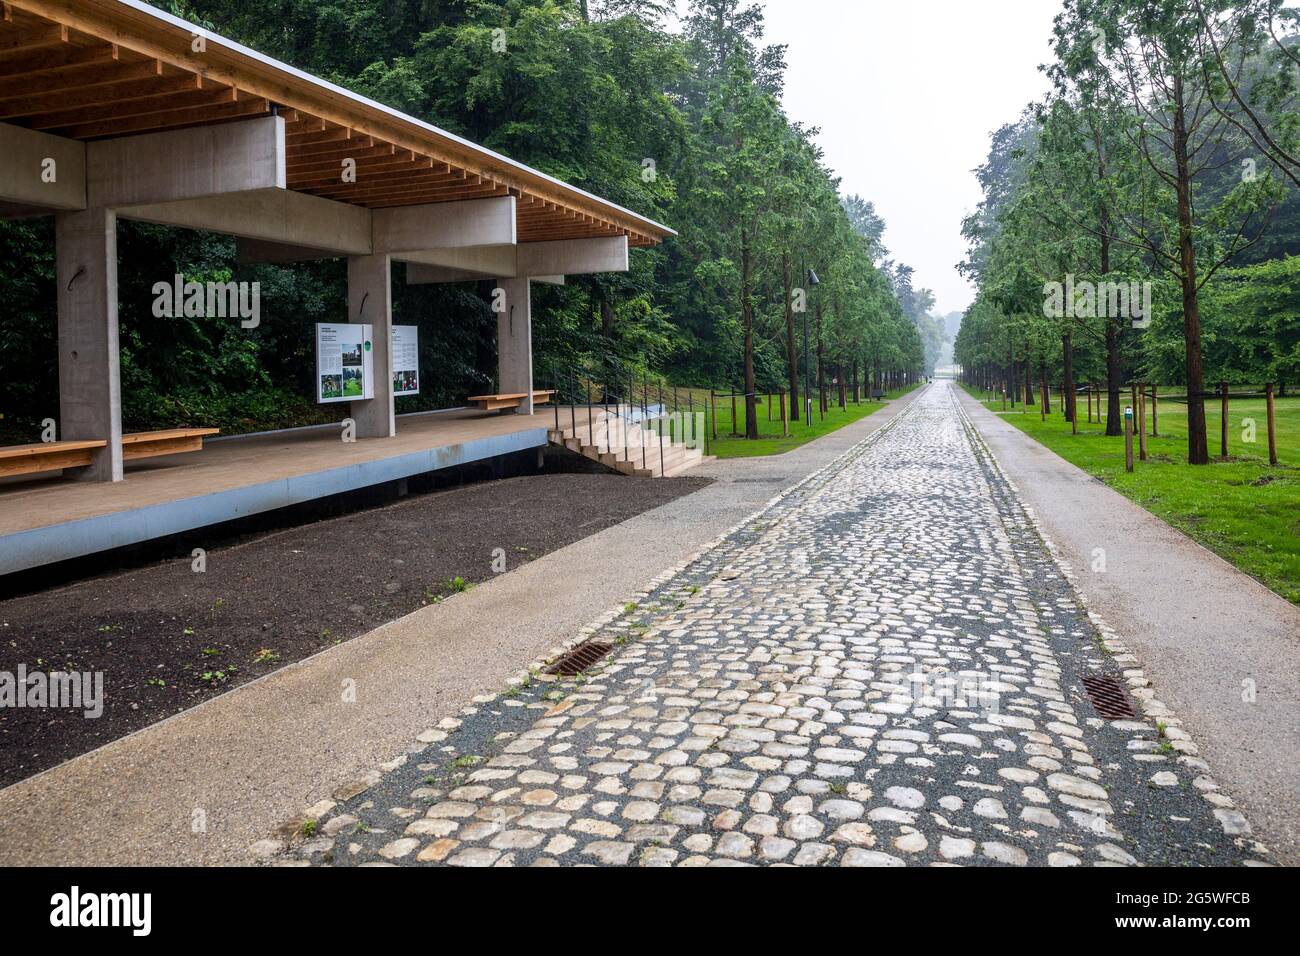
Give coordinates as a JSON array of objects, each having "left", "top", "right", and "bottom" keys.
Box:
[
  {"left": 316, "top": 323, "right": 374, "bottom": 404},
  {"left": 392, "top": 325, "right": 419, "bottom": 397}
]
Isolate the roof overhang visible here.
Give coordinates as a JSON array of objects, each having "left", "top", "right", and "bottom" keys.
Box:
[{"left": 0, "top": 0, "right": 675, "bottom": 247}]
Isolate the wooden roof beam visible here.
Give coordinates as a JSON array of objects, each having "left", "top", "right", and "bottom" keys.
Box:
[
  {"left": 289, "top": 159, "right": 444, "bottom": 189},
  {"left": 286, "top": 145, "right": 404, "bottom": 172},
  {"left": 0, "top": 36, "right": 121, "bottom": 82},
  {"left": 285, "top": 125, "right": 353, "bottom": 147},
  {"left": 367, "top": 187, "right": 511, "bottom": 208},
  {"left": 26, "top": 83, "right": 232, "bottom": 130},
  {"left": 51, "top": 94, "right": 269, "bottom": 139},
  {"left": 0, "top": 55, "right": 161, "bottom": 101},
  {"left": 0, "top": 21, "right": 66, "bottom": 56},
  {"left": 349, "top": 182, "right": 509, "bottom": 205},
  {"left": 0, "top": 71, "right": 197, "bottom": 118},
  {"left": 284, "top": 115, "right": 326, "bottom": 135},
  {"left": 305, "top": 176, "right": 500, "bottom": 203}
]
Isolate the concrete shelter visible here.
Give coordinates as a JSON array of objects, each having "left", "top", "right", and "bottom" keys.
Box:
[{"left": 0, "top": 0, "right": 684, "bottom": 573}]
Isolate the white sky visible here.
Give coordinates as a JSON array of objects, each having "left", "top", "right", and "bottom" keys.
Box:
[{"left": 750, "top": 0, "right": 1060, "bottom": 317}]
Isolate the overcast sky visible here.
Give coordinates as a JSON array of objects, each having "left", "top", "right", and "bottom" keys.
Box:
[{"left": 750, "top": 0, "right": 1061, "bottom": 317}]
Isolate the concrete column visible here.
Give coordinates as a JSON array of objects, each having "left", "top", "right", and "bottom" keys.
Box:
[
  {"left": 496, "top": 276, "right": 533, "bottom": 415},
  {"left": 56, "top": 206, "right": 122, "bottom": 482},
  {"left": 347, "top": 253, "right": 395, "bottom": 438}
]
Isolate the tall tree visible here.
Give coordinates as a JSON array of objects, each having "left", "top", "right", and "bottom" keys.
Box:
[{"left": 1076, "top": 0, "right": 1278, "bottom": 463}]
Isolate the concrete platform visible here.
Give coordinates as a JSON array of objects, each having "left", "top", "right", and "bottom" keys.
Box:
[{"left": 0, "top": 409, "right": 549, "bottom": 575}]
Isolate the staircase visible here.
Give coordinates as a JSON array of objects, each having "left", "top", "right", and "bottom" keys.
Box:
[{"left": 548, "top": 405, "right": 708, "bottom": 478}]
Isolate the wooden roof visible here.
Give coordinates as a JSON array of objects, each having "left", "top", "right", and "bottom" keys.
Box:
[{"left": 0, "top": 0, "right": 674, "bottom": 247}]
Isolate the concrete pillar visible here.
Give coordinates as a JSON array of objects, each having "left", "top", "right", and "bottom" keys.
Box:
[
  {"left": 496, "top": 276, "right": 533, "bottom": 415},
  {"left": 348, "top": 253, "right": 395, "bottom": 438},
  {"left": 56, "top": 206, "right": 122, "bottom": 482}
]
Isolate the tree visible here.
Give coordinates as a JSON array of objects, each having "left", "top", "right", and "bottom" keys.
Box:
[
  {"left": 693, "top": 53, "right": 786, "bottom": 438},
  {"left": 842, "top": 194, "right": 889, "bottom": 262},
  {"left": 1073, "top": 0, "right": 1279, "bottom": 463}
]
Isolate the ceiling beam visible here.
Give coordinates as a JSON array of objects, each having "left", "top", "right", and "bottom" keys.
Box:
[
  {"left": 0, "top": 71, "right": 196, "bottom": 120},
  {"left": 0, "top": 54, "right": 158, "bottom": 101},
  {"left": 26, "top": 83, "right": 233, "bottom": 129},
  {"left": 50, "top": 94, "right": 269, "bottom": 139}
]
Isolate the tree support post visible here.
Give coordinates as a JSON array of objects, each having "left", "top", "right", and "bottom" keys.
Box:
[
  {"left": 1125, "top": 405, "right": 1134, "bottom": 473},
  {"left": 1267, "top": 383, "right": 1278, "bottom": 467},
  {"left": 1137, "top": 383, "right": 1147, "bottom": 460},
  {"left": 1220, "top": 382, "right": 1229, "bottom": 459}
]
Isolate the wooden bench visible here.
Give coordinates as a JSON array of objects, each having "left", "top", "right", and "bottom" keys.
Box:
[
  {"left": 121, "top": 428, "right": 220, "bottom": 461},
  {"left": 0, "top": 440, "right": 108, "bottom": 478},
  {"left": 0, "top": 428, "right": 218, "bottom": 479},
  {"left": 466, "top": 390, "right": 556, "bottom": 412}
]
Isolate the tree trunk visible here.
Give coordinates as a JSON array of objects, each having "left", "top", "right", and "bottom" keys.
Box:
[
  {"left": 1093, "top": 116, "right": 1123, "bottom": 438},
  {"left": 741, "top": 225, "right": 758, "bottom": 440},
  {"left": 1172, "top": 75, "right": 1209, "bottom": 465},
  {"left": 1105, "top": 319, "right": 1122, "bottom": 436},
  {"left": 599, "top": 291, "right": 614, "bottom": 340},
  {"left": 815, "top": 302, "right": 826, "bottom": 414},
  {"left": 782, "top": 251, "right": 799, "bottom": 416},
  {"left": 1062, "top": 331, "right": 1075, "bottom": 423}
]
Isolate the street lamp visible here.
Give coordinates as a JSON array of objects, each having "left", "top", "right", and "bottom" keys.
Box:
[{"left": 805, "top": 268, "right": 820, "bottom": 427}]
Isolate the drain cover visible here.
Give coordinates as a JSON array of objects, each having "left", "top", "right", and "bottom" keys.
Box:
[
  {"left": 1081, "top": 674, "right": 1138, "bottom": 719},
  {"left": 545, "top": 641, "right": 614, "bottom": 676}
]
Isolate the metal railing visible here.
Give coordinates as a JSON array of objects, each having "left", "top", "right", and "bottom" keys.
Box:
[{"left": 547, "top": 358, "right": 715, "bottom": 476}]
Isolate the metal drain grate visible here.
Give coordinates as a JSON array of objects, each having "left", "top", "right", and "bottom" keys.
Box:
[
  {"left": 1081, "top": 674, "right": 1137, "bottom": 719},
  {"left": 545, "top": 641, "right": 614, "bottom": 676}
]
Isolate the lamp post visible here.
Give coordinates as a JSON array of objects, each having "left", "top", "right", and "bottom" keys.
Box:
[{"left": 804, "top": 268, "right": 820, "bottom": 427}]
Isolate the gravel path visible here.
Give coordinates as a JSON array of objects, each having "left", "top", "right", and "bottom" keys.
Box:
[{"left": 265, "top": 383, "right": 1269, "bottom": 867}]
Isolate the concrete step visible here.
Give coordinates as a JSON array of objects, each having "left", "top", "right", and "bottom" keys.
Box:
[
  {"left": 663, "top": 450, "right": 706, "bottom": 477},
  {"left": 550, "top": 423, "right": 703, "bottom": 479}
]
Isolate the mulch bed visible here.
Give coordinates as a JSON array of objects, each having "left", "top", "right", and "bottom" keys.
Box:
[{"left": 0, "top": 471, "right": 709, "bottom": 788}]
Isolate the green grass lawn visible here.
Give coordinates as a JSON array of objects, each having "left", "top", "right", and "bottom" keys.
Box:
[
  {"left": 696, "top": 382, "right": 920, "bottom": 459},
  {"left": 961, "top": 384, "right": 1300, "bottom": 605}
]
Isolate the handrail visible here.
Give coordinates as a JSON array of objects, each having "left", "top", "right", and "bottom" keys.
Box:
[{"left": 550, "top": 358, "right": 725, "bottom": 468}]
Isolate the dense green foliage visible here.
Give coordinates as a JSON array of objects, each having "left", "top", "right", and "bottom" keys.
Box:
[{"left": 0, "top": 0, "right": 929, "bottom": 442}]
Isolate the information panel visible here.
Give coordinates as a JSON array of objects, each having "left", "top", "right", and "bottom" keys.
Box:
[
  {"left": 316, "top": 323, "right": 374, "bottom": 404},
  {"left": 392, "top": 325, "right": 419, "bottom": 397}
]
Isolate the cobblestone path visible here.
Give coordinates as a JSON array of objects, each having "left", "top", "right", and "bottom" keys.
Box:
[{"left": 262, "top": 382, "right": 1268, "bottom": 867}]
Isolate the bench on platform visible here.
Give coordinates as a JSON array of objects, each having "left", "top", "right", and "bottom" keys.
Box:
[
  {"left": 121, "top": 428, "right": 220, "bottom": 461},
  {"left": 0, "top": 440, "right": 108, "bottom": 478},
  {"left": 466, "top": 390, "right": 556, "bottom": 412}
]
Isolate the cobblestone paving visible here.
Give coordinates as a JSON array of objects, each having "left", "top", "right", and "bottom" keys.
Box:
[{"left": 257, "top": 383, "right": 1270, "bottom": 867}]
